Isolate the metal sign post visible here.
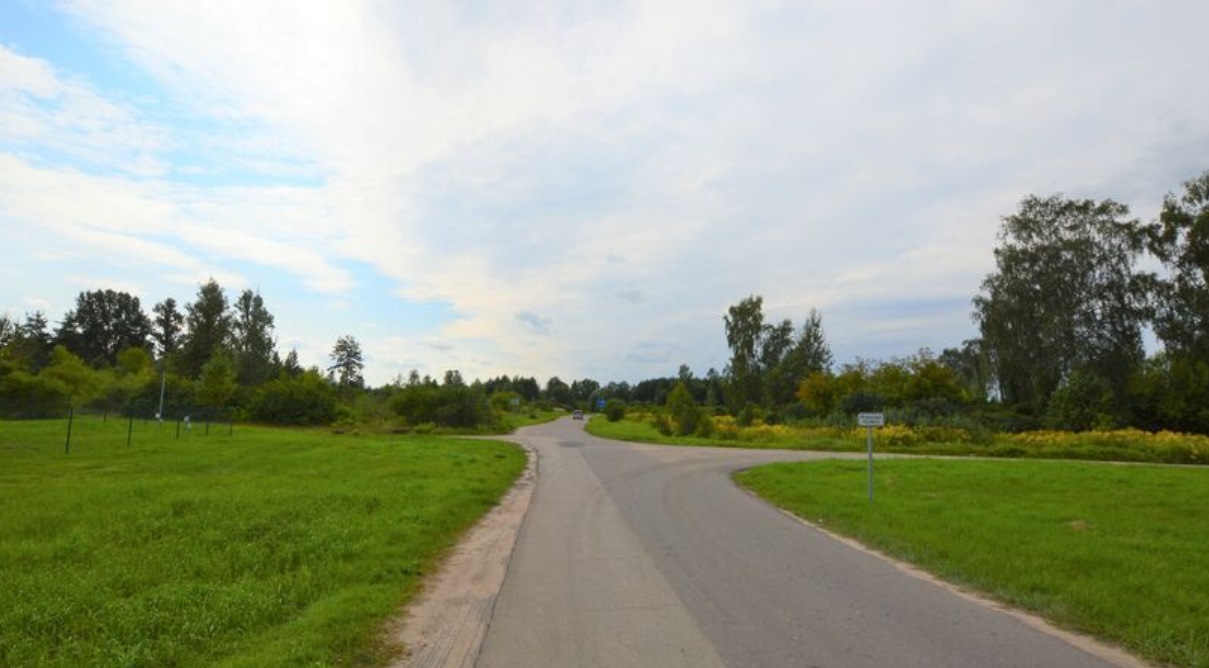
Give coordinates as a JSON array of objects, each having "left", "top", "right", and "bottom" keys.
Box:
[{"left": 857, "top": 413, "right": 884, "bottom": 502}]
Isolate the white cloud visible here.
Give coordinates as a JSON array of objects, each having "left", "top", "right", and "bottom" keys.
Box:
[
  {"left": 2, "top": 1, "right": 1207, "bottom": 383},
  {"left": 0, "top": 43, "right": 164, "bottom": 174}
]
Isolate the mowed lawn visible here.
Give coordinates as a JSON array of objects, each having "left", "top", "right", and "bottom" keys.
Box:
[
  {"left": 0, "top": 418, "right": 526, "bottom": 668},
  {"left": 736, "top": 459, "right": 1209, "bottom": 668}
]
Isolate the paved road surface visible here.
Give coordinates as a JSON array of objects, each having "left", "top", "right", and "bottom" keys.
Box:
[{"left": 475, "top": 418, "right": 1137, "bottom": 668}]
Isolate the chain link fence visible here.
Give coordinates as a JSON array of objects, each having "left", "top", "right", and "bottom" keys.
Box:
[{"left": 1, "top": 396, "right": 237, "bottom": 452}]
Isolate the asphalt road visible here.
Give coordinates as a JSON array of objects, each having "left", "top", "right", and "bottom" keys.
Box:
[{"left": 475, "top": 418, "right": 1137, "bottom": 668}]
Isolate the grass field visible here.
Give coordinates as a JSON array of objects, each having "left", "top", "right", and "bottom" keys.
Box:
[
  {"left": 0, "top": 417, "right": 526, "bottom": 667},
  {"left": 736, "top": 459, "right": 1209, "bottom": 668}
]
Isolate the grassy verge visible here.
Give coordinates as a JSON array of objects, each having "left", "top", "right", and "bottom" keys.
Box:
[
  {"left": 586, "top": 416, "right": 1208, "bottom": 464},
  {"left": 497, "top": 409, "right": 563, "bottom": 431},
  {"left": 333, "top": 409, "right": 562, "bottom": 436},
  {"left": 586, "top": 416, "right": 854, "bottom": 450},
  {"left": 0, "top": 417, "right": 526, "bottom": 668},
  {"left": 736, "top": 459, "right": 1209, "bottom": 668}
]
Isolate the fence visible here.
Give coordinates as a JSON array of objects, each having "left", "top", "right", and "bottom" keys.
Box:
[{"left": 1, "top": 397, "right": 237, "bottom": 453}]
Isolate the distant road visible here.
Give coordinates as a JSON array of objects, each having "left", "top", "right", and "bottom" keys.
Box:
[{"left": 475, "top": 418, "right": 1139, "bottom": 668}]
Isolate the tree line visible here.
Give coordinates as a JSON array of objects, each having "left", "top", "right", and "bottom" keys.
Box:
[
  {"left": 693, "top": 170, "right": 1209, "bottom": 435},
  {"left": 3, "top": 170, "right": 1205, "bottom": 434},
  {"left": 0, "top": 279, "right": 620, "bottom": 429}
]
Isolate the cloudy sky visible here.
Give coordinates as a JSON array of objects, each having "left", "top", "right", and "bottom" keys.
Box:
[{"left": 2, "top": 1, "right": 1207, "bottom": 386}]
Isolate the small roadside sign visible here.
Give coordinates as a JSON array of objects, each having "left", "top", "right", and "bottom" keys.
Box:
[
  {"left": 857, "top": 412, "right": 885, "bottom": 427},
  {"left": 857, "top": 413, "right": 884, "bottom": 503}
]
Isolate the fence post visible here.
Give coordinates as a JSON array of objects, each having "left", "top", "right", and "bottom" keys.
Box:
[
  {"left": 65, "top": 403, "right": 74, "bottom": 455},
  {"left": 127, "top": 412, "right": 134, "bottom": 447}
]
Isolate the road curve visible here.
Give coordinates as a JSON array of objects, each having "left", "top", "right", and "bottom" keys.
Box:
[{"left": 475, "top": 418, "right": 1141, "bottom": 668}]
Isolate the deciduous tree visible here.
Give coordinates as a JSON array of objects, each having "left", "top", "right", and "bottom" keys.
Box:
[
  {"left": 55, "top": 289, "right": 151, "bottom": 367},
  {"left": 723, "top": 295, "right": 765, "bottom": 409},
  {"left": 973, "top": 195, "right": 1149, "bottom": 409},
  {"left": 1147, "top": 170, "right": 1209, "bottom": 360}
]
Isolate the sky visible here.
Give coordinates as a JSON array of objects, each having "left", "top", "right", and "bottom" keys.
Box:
[{"left": 2, "top": 1, "right": 1208, "bottom": 387}]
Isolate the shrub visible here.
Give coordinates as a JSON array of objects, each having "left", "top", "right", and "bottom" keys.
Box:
[
  {"left": 604, "top": 398, "right": 627, "bottom": 422},
  {"left": 249, "top": 371, "right": 337, "bottom": 426},
  {"left": 0, "top": 370, "right": 67, "bottom": 418},
  {"left": 666, "top": 382, "right": 700, "bottom": 436},
  {"left": 713, "top": 415, "right": 740, "bottom": 440},
  {"left": 736, "top": 403, "right": 762, "bottom": 427},
  {"left": 650, "top": 412, "right": 674, "bottom": 436},
  {"left": 738, "top": 423, "right": 793, "bottom": 442}
]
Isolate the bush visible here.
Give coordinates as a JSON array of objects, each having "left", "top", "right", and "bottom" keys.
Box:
[
  {"left": 666, "top": 382, "right": 700, "bottom": 436},
  {"left": 393, "top": 384, "right": 495, "bottom": 429},
  {"left": 712, "top": 415, "right": 741, "bottom": 440},
  {"left": 1047, "top": 371, "right": 1114, "bottom": 431},
  {"left": 0, "top": 370, "right": 67, "bottom": 418},
  {"left": 604, "top": 398, "right": 627, "bottom": 422},
  {"left": 650, "top": 412, "right": 674, "bottom": 436},
  {"left": 249, "top": 371, "right": 338, "bottom": 426},
  {"left": 736, "top": 403, "right": 762, "bottom": 427}
]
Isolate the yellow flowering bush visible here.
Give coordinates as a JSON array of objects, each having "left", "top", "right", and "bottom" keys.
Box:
[
  {"left": 738, "top": 423, "right": 794, "bottom": 442},
  {"left": 712, "top": 415, "right": 741, "bottom": 440},
  {"left": 1002, "top": 429, "right": 1208, "bottom": 463},
  {"left": 847, "top": 423, "right": 917, "bottom": 446},
  {"left": 598, "top": 412, "right": 1206, "bottom": 464}
]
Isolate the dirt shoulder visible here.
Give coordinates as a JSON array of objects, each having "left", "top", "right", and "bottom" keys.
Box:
[{"left": 387, "top": 437, "right": 537, "bottom": 668}]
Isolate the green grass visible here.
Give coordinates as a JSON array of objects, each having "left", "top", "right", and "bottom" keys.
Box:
[
  {"left": 497, "top": 409, "right": 563, "bottom": 431},
  {"left": 585, "top": 416, "right": 853, "bottom": 449},
  {"left": 0, "top": 416, "right": 526, "bottom": 668},
  {"left": 736, "top": 459, "right": 1209, "bottom": 668}
]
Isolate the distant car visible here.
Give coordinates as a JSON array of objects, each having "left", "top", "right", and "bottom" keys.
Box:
[{"left": 572, "top": 410, "right": 584, "bottom": 420}]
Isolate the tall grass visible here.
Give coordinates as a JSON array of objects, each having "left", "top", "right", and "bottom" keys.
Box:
[
  {"left": 737, "top": 459, "right": 1209, "bottom": 668},
  {"left": 0, "top": 418, "right": 525, "bottom": 667}
]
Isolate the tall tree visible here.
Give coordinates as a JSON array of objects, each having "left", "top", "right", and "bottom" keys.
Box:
[
  {"left": 0, "top": 314, "right": 14, "bottom": 351},
  {"left": 55, "top": 289, "right": 151, "bottom": 367},
  {"left": 328, "top": 335, "right": 364, "bottom": 389},
  {"left": 1146, "top": 170, "right": 1209, "bottom": 360},
  {"left": 231, "top": 289, "right": 277, "bottom": 386},
  {"left": 179, "top": 279, "right": 232, "bottom": 379},
  {"left": 151, "top": 298, "right": 185, "bottom": 360},
  {"left": 281, "top": 348, "right": 303, "bottom": 379},
  {"left": 769, "top": 309, "right": 832, "bottom": 406},
  {"left": 544, "top": 376, "right": 572, "bottom": 407},
  {"left": 4, "top": 312, "right": 54, "bottom": 372},
  {"left": 724, "top": 296, "right": 833, "bottom": 408},
  {"left": 513, "top": 376, "right": 541, "bottom": 401},
  {"left": 723, "top": 295, "right": 765, "bottom": 409},
  {"left": 972, "top": 195, "right": 1150, "bottom": 409},
  {"left": 570, "top": 378, "right": 601, "bottom": 404}
]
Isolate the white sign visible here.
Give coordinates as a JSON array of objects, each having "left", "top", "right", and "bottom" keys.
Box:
[{"left": 857, "top": 412, "right": 885, "bottom": 427}]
